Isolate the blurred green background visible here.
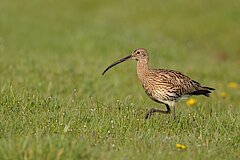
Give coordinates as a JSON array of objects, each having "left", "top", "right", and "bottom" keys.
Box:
[{"left": 0, "top": 0, "right": 239, "bottom": 159}]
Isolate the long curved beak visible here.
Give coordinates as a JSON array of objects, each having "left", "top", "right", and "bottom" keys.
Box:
[{"left": 102, "top": 55, "right": 132, "bottom": 75}]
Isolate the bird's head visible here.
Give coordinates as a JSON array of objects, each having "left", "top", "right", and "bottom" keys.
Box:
[
  {"left": 102, "top": 48, "right": 148, "bottom": 75},
  {"left": 131, "top": 48, "right": 148, "bottom": 61}
]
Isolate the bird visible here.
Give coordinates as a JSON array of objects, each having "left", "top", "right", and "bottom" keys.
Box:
[{"left": 102, "top": 48, "right": 215, "bottom": 119}]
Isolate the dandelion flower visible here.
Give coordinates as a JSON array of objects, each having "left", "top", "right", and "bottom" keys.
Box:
[
  {"left": 220, "top": 92, "right": 227, "bottom": 98},
  {"left": 176, "top": 143, "right": 187, "bottom": 150},
  {"left": 228, "top": 82, "right": 238, "bottom": 89},
  {"left": 186, "top": 98, "right": 197, "bottom": 107}
]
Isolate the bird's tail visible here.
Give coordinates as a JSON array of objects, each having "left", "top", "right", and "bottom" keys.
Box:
[
  {"left": 202, "top": 86, "right": 215, "bottom": 91},
  {"left": 191, "top": 86, "right": 215, "bottom": 97}
]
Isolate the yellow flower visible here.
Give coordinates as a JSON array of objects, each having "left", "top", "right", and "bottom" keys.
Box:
[
  {"left": 228, "top": 82, "right": 238, "bottom": 89},
  {"left": 186, "top": 98, "right": 197, "bottom": 107},
  {"left": 176, "top": 143, "right": 187, "bottom": 150},
  {"left": 220, "top": 91, "right": 227, "bottom": 98}
]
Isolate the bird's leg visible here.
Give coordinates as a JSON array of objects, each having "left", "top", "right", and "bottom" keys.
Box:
[
  {"left": 173, "top": 105, "right": 176, "bottom": 120},
  {"left": 145, "top": 104, "right": 171, "bottom": 119}
]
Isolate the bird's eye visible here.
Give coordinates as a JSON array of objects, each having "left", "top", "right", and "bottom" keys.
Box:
[{"left": 137, "top": 51, "right": 140, "bottom": 54}]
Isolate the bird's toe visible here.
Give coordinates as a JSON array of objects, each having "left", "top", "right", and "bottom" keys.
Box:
[{"left": 145, "top": 108, "right": 155, "bottom": 119}]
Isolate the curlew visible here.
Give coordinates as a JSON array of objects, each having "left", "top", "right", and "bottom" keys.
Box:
[{"left": 102, "top": 48, "right": 215, "bottom": 119}]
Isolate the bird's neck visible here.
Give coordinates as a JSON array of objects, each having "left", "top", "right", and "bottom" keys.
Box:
[{"left": 137, "top": 58, "right": 149, "bottom": 82}]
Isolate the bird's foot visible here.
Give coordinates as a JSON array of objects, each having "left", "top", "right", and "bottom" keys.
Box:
[
  {"left": 145, "top": 108, "right": 155, "bottom": 119},
  {"left": 173, "top": 114, "right": 176, "bottom": 120}
]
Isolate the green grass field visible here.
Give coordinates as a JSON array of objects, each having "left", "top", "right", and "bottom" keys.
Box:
[{"left": 0, "top": 0, "right": 240, "bottom": 159}]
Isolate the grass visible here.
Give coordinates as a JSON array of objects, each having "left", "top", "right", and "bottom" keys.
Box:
[{"left": 0, "top": 0, "right": 240, "bottom": 159}]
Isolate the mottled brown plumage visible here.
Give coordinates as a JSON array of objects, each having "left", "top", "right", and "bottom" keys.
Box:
[{"left": 102, "top": 48, "right": 215, "bottom": 119}]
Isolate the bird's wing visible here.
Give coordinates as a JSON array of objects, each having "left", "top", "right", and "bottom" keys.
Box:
[{"left": 150, "top": 69, "right": 201, "bottom": 95}]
